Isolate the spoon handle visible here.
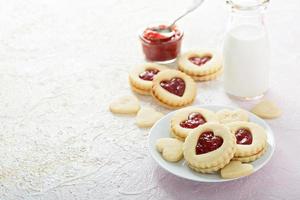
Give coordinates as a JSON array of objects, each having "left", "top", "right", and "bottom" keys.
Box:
[{"left": 170, "top": 0, "right": 205, "bottom": 27}]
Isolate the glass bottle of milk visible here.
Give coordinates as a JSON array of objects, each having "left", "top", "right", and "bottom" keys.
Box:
[{"left": 223, "top": 0, "right": 270, "bottom": 99}]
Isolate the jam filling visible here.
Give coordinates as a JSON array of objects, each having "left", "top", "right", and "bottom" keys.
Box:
[
  {"left": 180, "top": 112, "right": 206, "bottom": 129},
  {"left": 189, "top": 56, "right": 212, "bottom": 66},
  {"left": 196, "top": 131, "right": 223, "bottom": 155},
  {"left": 235, "top": 128, "right": 253, "bottom": 145},
  {"left": 139, "top": 68, "right": 160, "bottom": 81},
  {"left": 142, "top": 25, "right": 179, "bottom": 42},
  {"left": 160, "top": 77, "right": 185, "bottom": 97}
]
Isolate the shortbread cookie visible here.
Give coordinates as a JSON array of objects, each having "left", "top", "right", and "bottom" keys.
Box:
[
  {"left": 188, "top": 161, "right": 228, "bottom": 174},
  {"left": 191, "top": 67, "right": 223, "bottom": 82},
  {"left": 156, "top": 138, "right": 184, "bottom": 162},
  {"left": 151, "top": 69, "right": 196, "bottom": 109},
  {"left": 136, "top": 107, "right": 164, "bottom": 128},
  {"left": 233, "top": 145, "right": 267, "bottom": 163},
  {"left": 170, "top": 131, "right": 185, "bottom": 141},
  {"left": 130, "top": 82, "right": 151, "bottom": 95},
  {"left": 109, "top": 95, "right": 140, "bottom": 114},
  {"left": 171, "top": 107, "right": 218, "bottom": 139},
  {"left": 129, "top": 63, "right": 168, "bottom": 95},
  {"left": 220, "top": 161, "right": 253, "bottom": 179},
  {"left": 183, "top": 123, "right": 236, "bottom": 172},
  {"left": 178, "top": 50, "right": 222, "bottom": 76},
  {"left": 216, "top": 109, "right": 249, "bottom": 124},
  {"left": 227, "top": 121, "right": 267, "bottom": 157},
  {"left": 251, "top": 100, "right": 282, "bottom": 119}
]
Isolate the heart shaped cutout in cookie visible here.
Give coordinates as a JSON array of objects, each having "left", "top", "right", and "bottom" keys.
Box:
[
  {"left": 160, "top": 77, "right": 185, "bottom": 97},
  {"left": 139, "top": 68, "right": 160, "bottom": 81},
  {"left": 235, "top": 128, "right": 252, "bottom": 145},
  {"left": 180, "top": 112, "right": 207, "bottom": 129},
  {"left": 221, "top": 161, "right": 254, "bottom": 179},
  {"left": 189, "top": 55, "right": 212, "bottom": 66},
  {"left": 156, "top": 138, "right": 183, "bottom": 162},
  {"left": 196, "top": 131, "right": 223, "bottom": 155},
  {"left": 136, "top": 107, "right": 164, "bottom": 128}
]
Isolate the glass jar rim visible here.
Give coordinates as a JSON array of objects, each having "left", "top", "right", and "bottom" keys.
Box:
[
  {"left": 226, "top": 0, "right": 270, "bottom": 11},
  {"left": 138, "top": 22, "right": 184, "bottom": 45}
]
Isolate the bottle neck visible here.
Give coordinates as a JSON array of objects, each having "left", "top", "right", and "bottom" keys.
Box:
[{"left": 229, "top": 9, "right": 265, "bottom": 29}]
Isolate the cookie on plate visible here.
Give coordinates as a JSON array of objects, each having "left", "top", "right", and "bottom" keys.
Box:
[
  {"left": 216, "top": 109, "right": 249, "bottom": 124},
  {"left": 156, "top": 138, "right": 184, "bottom": 162},
  {"left": 183, "top": 123, "right": 236, "bottom": 173},
  {"left": 170, "top": 130, "right": 185, "bottom": 141},
  {"left": 220, "top": 161, "right": 254, "bottom": 179},
  {"left": 171, "top": 107, "right": 218, "bottom": 140},
  {"left": 178, "top": 50, "right": 222, "bottom": 81},
  {"left": 151, "top": 69, "right": 197, "bottom": 109},
  {"left": 227, "top": 121, "right": 267, "bottom": 162},
  {"left": 129, "top": 63, "right": 168, "bottom": 95}
]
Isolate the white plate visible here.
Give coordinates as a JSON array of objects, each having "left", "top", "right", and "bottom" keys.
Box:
[{"left": 148, "top": 105, "right": 275, "bottom": 182}]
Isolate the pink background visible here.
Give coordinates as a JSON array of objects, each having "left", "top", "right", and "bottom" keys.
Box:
[{"left": 0, "top": 0, "right": 299, "bottom": 199}]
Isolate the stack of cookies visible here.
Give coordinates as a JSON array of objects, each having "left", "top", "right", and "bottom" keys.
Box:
[
  {"left": 155, "top": 106, "right": 268, "bottom": 179},
  {"left": 227, "top": 121, "right": 267, "bottom": 163},
  {"left": 178, "top": 50, "right": 223, "bottom": 81},
  {"left": 128, "top": 50, "right": 223, "bottom": 109},
  {"left": 129, "top": 64, "right": 197, "bottom": 109},
  {"left": 183, "top": 123, "right": 236, "bottom": 173}
]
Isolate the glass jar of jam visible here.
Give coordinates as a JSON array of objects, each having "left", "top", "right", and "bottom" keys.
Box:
[{"left": 139, "top": 24, "right": 184, "bottom": 63}]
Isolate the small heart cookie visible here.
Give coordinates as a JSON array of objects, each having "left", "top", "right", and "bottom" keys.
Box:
[
  {"left": 156, "top": 138, "right": 183, "bottom": 162},
  {"left": 216, "top": 109, "right": 249, "bottom": 124},
  {"left": 251, "top": 100, "right": 282, "bottom": 119},
  {"left": 136, "top": 107, "right": 164, "bottom": 128},
  {"left": 109, "top": 95, "right": 140, "bottom": 114},
  {"left": 220, "top": 161, "right": 253, "bottom": 179}
]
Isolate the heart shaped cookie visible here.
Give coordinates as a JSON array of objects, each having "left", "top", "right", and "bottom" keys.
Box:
[
  {"left": 251, "top": 100, "right": 282, "bottom": 119},
  {"left": 216, "top": 109, "right": 249, "bottom": 124},
  {"left": 220, "top": 161, "right": 253, "bottom": 179},
  {"left": 109, "top": 95, "right": 140, "bottom": 114},
  {"left": 156, "top": 138, "right": 183, "bottom": 162},
  {"left": 136, "top": 107, "right": 164, "bottom": 128}
]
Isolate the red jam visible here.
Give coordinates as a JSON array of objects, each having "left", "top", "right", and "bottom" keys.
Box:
[
  {"left": 160, "top": 77, "right": 185, "bottom": 97},
  {"left": 196, "top": 131, "right": 223, "bottom": 155},
  {"left": 189, "top": 56, "right": 212, "bottom": 66},
  {"left": 140, "top": 24, "right": 183, "bottom": 62},
  {"left": 139, "top": 68, "right": 160, "bottom": 81},
  {"left": 180, "top": 112, "right": 206, "bottom": 129},
  {"left": 235, "top": 128, "right": 253, "bottom": 145}
]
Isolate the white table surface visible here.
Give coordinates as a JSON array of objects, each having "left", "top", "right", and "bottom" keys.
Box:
[{"left": 0, "top": 0, "right": 300, "bottom": 199}]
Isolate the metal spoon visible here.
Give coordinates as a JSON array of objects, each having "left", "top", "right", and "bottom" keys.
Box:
[{"left": 153, "top": 0, "right": 205, "bottom": 37}]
